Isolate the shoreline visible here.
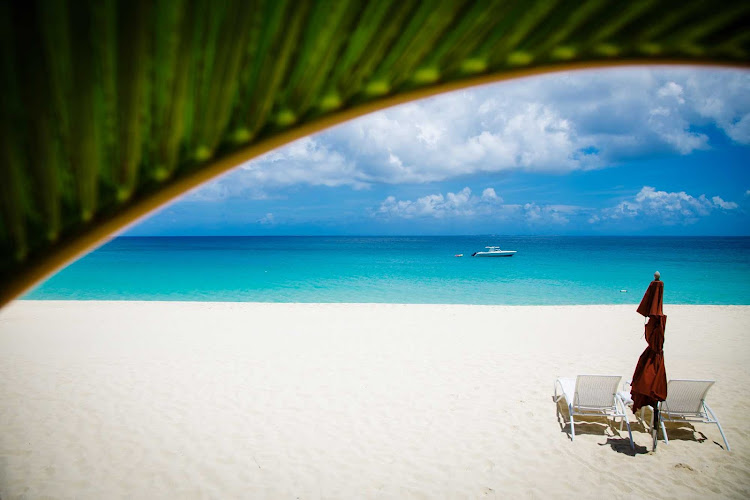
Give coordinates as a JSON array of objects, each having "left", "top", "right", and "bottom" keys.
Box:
[
  {"left": 15, "top": 298, "right": 750, "bottom": 307},
  {"left": 1, "top": 301, "right": 749, "bottom": 498}
]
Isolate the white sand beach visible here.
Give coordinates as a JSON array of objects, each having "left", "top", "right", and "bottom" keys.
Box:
[{"left": 0, "top": 301, "right": 748, "bottom": 499}]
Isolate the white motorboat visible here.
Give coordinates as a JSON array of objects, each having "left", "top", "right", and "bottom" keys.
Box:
[{"left": 471, "top": 246, "right": 516, "bottom": 257}]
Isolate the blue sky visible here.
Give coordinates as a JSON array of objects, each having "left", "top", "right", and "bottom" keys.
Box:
[{"left": 129, "top": 66, "right": 750, "bottom": 236}]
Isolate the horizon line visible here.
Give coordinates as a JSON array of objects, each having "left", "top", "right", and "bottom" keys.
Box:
[{"left": 116, "top": 234, "right": 750, "bottom": 238}]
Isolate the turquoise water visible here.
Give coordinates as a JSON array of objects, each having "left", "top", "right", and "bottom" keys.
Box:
[{"left": 24, "top": 236, "right": 750, "bottom": 305}]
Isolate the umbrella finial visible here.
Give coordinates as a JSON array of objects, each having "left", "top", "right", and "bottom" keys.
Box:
[{"left": 654, "top": 271, "right": 660, "bottom": 281}]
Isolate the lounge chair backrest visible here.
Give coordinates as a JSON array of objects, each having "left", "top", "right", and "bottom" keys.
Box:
[
  {"left": 663, "top": 379, "right": 715, "bottom": 414},
  {"left": 574, "top": 375, "right": 621, "bottom": 409}
]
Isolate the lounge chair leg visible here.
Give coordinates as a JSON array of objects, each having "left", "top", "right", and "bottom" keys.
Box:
[
  {"left": 705, "top": 404, "right": 731, "bottom": 452},
  {"left": 624, "top": 418, "right": 634, "bottom": 450},
  {"left": 570, "top": 407, "right": 575, "bottom": 440},
  {"left": 715, "top": 422, "right": 731, "bottom": 451},
  {"left": 660, "top": 420, "right": 669, "bottom": 444}
]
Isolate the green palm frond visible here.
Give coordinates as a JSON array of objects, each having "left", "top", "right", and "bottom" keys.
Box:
[{"left": 1, "top": 0, "right": 748, "bottom": 306}]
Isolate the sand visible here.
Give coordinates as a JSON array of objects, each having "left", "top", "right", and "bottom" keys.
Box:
[{"left": 0, "top": 301, "right": 748, "bottom": 499}]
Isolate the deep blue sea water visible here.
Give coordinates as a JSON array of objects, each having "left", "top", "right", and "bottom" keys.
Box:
[{"left": 23, "top": 236, "right": 750, "bottom": 305}]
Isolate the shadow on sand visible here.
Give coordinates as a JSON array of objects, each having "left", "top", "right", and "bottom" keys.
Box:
[
  {"left": 631, "top": 406, "right": 727, "bottom": 450},
  {"left": 555, "top": 399, "right": 635, "bottom": 451},
  {"left": 600, "top": 437, "right": 649, "bottom": 456},
  {"left": 555, "top": 398, "right": 727, "bottom": 453}
]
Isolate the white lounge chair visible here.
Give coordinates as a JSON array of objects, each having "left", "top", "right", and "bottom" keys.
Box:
[
  {"left": 554, "top": 375, "right": 634, "bottom": 449},
  {"left": 658, "top": 379, "right": 730, "bottom": 451}
]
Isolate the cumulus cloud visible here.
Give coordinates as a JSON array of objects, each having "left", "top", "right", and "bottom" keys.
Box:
[
  {"left": 244, "top": 137, "right": 367, "bottom": 189},
  {"left": 657, "top": 81, "right": 685, "bottom": 103},
  {"left": 681, "top": 72, "right": 750, "bottom": 144},
  {"left": 482, "top": 187, "right": 499, "bottom": 200},
  {"left": 596, "top": 186, "right": 738, "bottom": 225},
  {"left": 523, "top": 203, "right": 572, "bottom": 225},
  {"left": 328, "top": 94, "right": 592, "bottom": 185},
  {"left": 373, "top": 185, "right": 741, "bottom": 229},
  {"left": 376, "top": 187, "right": 503, "bottom": 219},
  {"left": 183, "top": 136, "right": 367, "bottom": 200},
  {"left": 375, "top": 187, "right": 572, "bottom": 226},
  {"left": 191, "top": 67, "right": 749, "bottom": 200},
  {"left": 712, "top": 196, "right": 738, "bottom": 210}
]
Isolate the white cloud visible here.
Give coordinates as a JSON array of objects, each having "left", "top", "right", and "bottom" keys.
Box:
[
  {"left": 184, "top": 136, "right": 367, "bottom": 200},
  {"left": 725, "top": 114, "right": 750, "bottom": 144},
  {"left": 657, "top": 81, "right": 685, "bottom": 103},
  {"left": 330, "top": 96, "right": 590, "bottom": 185},
  {"left": 596, "top": 186, "right": 738, "bottom": 225},
  {"left": 376, "top": 187, "right": 503, "bottom": 219},
  {"left": 241, "top": 136, "right": 369, "bottom": 189},
  {"left": 375, "top": 187, "right": 571, "bottom": 226},
  {"left": 523, "top": 203, "right": 570, "bottom": 225},
  {"left": 712, "top": 196, "right": 738, "bottom": 210},
  {"left": 482, "top": 187, "right": 498, "bottom": 200},
  {"left": 257, "top": 213, "right": 275, "bottom": 225},
  {"left": 682, "top": 72, "right": 750, "bottom": 144},
  {"left": 191, "top": 68, "right": 749, "bottom": 200}
]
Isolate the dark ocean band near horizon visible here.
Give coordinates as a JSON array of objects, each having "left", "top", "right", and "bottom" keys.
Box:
[{"left": 23, "top": 236, "right": 750, "bottom": 305}]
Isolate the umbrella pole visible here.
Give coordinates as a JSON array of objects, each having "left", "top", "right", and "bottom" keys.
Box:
[{"left": 652, "top": 406, "right": 660, "bottom": 451}]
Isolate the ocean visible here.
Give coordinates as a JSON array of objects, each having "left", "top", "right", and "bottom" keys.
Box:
[{"left": 23, "top": 236, "right": 750, "bottom": 305}]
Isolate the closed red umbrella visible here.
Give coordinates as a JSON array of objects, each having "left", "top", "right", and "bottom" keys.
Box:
[{"left": 631, "top": 271, "right": 668, "bottom": 449}]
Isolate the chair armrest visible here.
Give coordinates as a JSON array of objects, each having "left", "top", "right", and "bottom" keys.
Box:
[{"left": 553, "top": 378, "right": 563, "bottom": 402}]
